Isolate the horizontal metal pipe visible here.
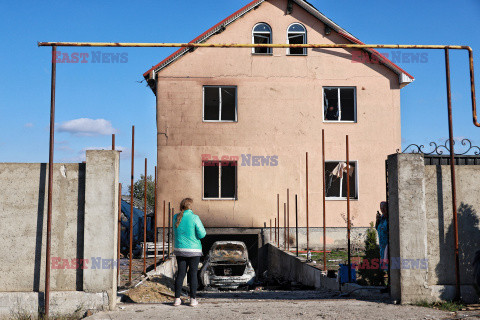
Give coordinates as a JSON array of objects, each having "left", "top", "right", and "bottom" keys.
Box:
[
  {"left": 38, "top": 41, "right": 471, "bottom": 50},
  {"left": 37, "top": 41, "right": 478, "bottom": 128}
]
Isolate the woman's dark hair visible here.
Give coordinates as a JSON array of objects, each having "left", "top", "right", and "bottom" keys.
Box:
[{"left": 175, "top": 198, "right": 193, "bottom": 228}]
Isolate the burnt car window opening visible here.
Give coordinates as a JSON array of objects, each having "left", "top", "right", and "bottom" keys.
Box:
[{"left": 200, "top": 241, "right": 256, "bottom": 289}]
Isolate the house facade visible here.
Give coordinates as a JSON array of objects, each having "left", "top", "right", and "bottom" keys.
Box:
[{"left": 143, "top": 0, "right": 413, "bottom": 249}]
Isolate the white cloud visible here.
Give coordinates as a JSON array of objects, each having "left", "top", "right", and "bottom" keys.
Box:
[
  {"left": 57, "top": 118, "right": 117, "bottom": 136},
  {"left": 24, "top": 122, "right": 34, "bottom": 128}
]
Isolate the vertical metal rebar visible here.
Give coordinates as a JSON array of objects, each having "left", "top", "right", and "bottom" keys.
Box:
[
  {"left": 270, "top": 219, "right": 272, "bottom": 242},
  {"left": 168, "top": 202, "right": 171, "bottom": 257},
  {"left": 129, "top": 125, "right": 134, "bottom": 283},
  {"left": 284, "top": 203, "right": 286, "bottom": 249},
  {"left": 44, "top": 45, "right": 56, "bottom": 319},
  {"left": 117, "top": 183, "right": 122, "bottom": 282},
  {"left": 277, "top": 194, "right": 280, "bottom": 247},
  {"left": 295, "top": 194, "right": 299, "bottom": 257},
  {"left": 275, "top": 218, "right": 277, "bottom": 244},
  {"left": 112, "top": 134, "right": 115, "bottom": 150},
  {"left": 143, "top": 158, "right": 147, "bottom": 274},
  {"left": 322, "top": 129, "right": 327, "bottom": 271},
  {"left": 346, "top": 135, "right": 351, "bottom": 282},
  {"left": 154, "top": 166, "right": 157, "bottom": 271},
  {"left": 306, "top": 152, "right": 309, "bottom": 251},
  {"left": 287, "top": 189, "right": 290, "bottom": 251},
  {"left": 445, "top": 48, "right": 461, "bottom": 300},
  {"left": 171, "top": 208, "right": 174, "bottom": 254},
  {"left": 163, "top": 200, "right": 166, "bottom": 261}
]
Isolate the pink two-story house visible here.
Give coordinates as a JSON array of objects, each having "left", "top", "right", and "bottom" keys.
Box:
[{"left": 143, "top": 0, "right": 413, "bottom": 251}]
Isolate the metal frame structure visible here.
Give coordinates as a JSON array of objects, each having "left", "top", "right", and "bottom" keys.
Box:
[{"left": 38, "top": 41, "right": 478, "bottom": 316}]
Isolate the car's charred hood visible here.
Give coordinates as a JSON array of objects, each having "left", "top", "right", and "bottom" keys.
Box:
[{"left": 209, "top": 241, "right": 248, "bottom": 263}]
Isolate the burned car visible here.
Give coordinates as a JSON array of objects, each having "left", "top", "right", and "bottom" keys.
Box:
[{"left": 200, "top": 241, "right": 255, "bottom": 289}]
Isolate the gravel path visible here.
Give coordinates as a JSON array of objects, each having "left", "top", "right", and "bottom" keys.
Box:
[{"left": 86, "top": 290, "right": 466, "bottom": 320}]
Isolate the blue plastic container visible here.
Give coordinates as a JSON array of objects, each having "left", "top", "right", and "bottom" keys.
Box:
[{"left": 339, "top": 264, "right": 356, "bottom": 284}]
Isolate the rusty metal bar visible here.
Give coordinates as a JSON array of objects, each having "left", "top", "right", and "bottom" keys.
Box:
[
  {"left": 154, "top": 166, "right": 157, "bottom": 271},
  {"left": 284, "top": 203, "right": 286, "bottom": 249},
  {"left": 38, "top": 41, "right": 478, "bottom": 128},
  {"left": 143, "top": 158, "right": 147, "bottom": 274},
  {"left": 295, "top": 194, "right": 299, "bottom": 257},
  {"left": 37, "top": 42, "right": 472, "bottom": 50},
  {"left": 274, "top": 218, "right": 277, "bottom": 244},
  {"left": 171, "top": 208, "right": 174, "bottom": 254},
  {"left": 322, "top": 129, "right": 327, "bottom": 271},
  {"left": 129, "top": 125, "right": 134, "bottom": 284},
  {"left": 277, "top": 194, "right": 280, "bottom": 247},
  {"left": 163, "top": 200, "right": 165, "bottom": 261},
  {"left": 346, "top": 135, "right": 351, "bottom": 283},
  {"left": 117, "top": 183, "right": 122, "bottom": 282},
  {"left": 467, "top": 48, "right": 479, "bottom": 127},
  {"left": 306, "top": 152, "right": 309, "bottom": 251},
  {"left": 44, "top": 45, "right": 56, "bottom": 318},
  {"left": 269, "top": 219, "right": 272, "bottom": 242},
  {"left": 167, "top": 202, "right": 171, "bottom": 257},
  {"left": 445, "top": 48, "right": 461, "bottom": 300},
  {"left": 287, "top": 189, "right": 290, "bottom": 251},
  {"left": 112, "top": 134, "right": 115, "bottom": 150}
]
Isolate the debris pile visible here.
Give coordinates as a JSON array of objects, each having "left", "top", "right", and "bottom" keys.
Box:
[{"left": 122, "top": 275, "right": 179, "bottom": 303}]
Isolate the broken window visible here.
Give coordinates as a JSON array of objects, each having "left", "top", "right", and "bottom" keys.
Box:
[
  {"left": 323, "top": 87, "right": 356, "bottom": 122},
  {"left": 324, "top": 161, "right": 358, "bottom": 199},
  {"left": 203, "top": 86, "right": 237, "bottom": 121},
  {"left": 252, "top": 23, "right": 272, "bottom": 54},
  {"left": 287, "top": 23, "right": 307, "bottom": 55},
  {"left": 203, "top": 161, "right": 237, "bottom": 199}
]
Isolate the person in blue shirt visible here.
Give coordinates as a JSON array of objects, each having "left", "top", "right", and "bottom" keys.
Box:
[
  {"left": 376, "top": 201, "right": 389, "bottom": 266},
  {"left": 172, "top": 198, "right": 206, "bottom": 307}
]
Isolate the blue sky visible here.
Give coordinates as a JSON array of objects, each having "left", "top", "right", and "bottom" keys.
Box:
[{"left": 1, "top": 0, "right": 479, "bottom": 188}]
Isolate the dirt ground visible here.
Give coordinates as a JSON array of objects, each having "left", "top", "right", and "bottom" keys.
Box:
[
  {"left": 86, "top": 290, "right": 477, "bottom": 320},
  {"left": 118, "top": 257, "right": 164, "bottom": 288}
]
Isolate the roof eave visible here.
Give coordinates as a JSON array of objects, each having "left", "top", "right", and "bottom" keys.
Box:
[
  {"left": 292, "top": 0, "right": 414, "bottom": 86},
  {"left": 143, "top": 0, "right": 414, "bottom": 90},
  {"left": 142, "top": 0, "right": 266, "bottom": 78}
]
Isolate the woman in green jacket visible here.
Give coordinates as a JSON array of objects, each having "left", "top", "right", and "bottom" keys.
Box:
[{"left": 173, "top": 198, "right": 206, "bottom": 307}]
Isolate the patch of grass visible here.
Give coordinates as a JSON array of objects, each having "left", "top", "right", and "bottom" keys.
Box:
[
  {"left": 310, "top": 249, "right": 364, "bottom": 270},
  {"left": 414, "top": 300, "right": 466, "bottom": 312}
]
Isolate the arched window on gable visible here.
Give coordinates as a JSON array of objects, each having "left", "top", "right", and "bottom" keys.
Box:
[
  {"left": 287, "top": 23, "right": 307, "bottom": 55},
  {"left": 252, "top": 23, "right": 272, "bottom": 54}
]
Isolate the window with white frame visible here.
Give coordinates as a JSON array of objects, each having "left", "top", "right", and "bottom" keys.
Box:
[
  {"left": 203, "top": 160, "right": 237, "bottom": 199},
  {"left": 252, "top": 23, "right": 272, "bottom": 54},
  {"left": 287, "top": 23, "right": 307, "bottom": 55},
  {"left": 203, "top": 86, "right": 237, "bottom": 122},
  {"left": 325, "top": 161, "right": 358, "bottom": 199},
  {"left": 323, "top": 87, "right": 356, "bottom": 122}
]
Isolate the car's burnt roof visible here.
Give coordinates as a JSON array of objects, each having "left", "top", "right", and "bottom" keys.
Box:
[{"left": 211, "top": 241, "right": 247, "bottom": 248}]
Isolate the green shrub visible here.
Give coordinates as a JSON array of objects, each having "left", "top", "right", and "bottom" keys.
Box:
[{"left": 357, "top": 222, "right": 386, "bottom": 286}]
